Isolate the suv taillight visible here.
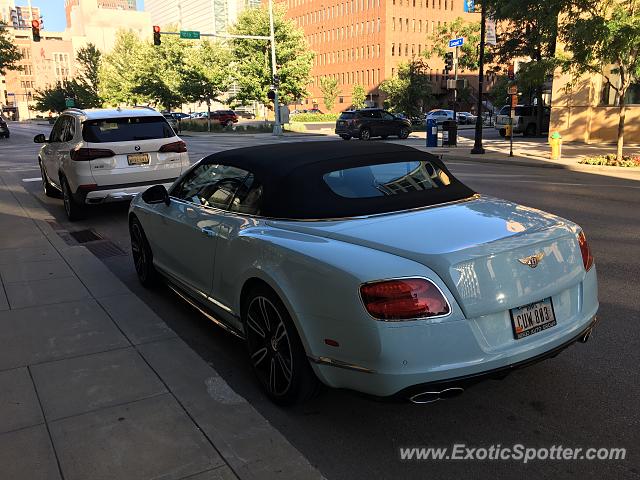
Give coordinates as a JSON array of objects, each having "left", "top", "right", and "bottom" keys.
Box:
[
  {"left": 578, "top": 231, "right": 594, "bottom": 272},
  {"left": 159, "top": 140, "right": 187, "bottom": 153},
  {"left": 360, "top": 278, "right": 450, "bottom": 321},
  {"left": 70, "top": 147, "right": 115, "bottom": 161}
]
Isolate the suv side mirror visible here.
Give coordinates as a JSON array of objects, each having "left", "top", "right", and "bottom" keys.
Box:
[
  {"left": 34, "top": 134, "right": 47, "bottom": 143},
  {"left": 142, "top": 184, "right": 170, "bottom": 206}
]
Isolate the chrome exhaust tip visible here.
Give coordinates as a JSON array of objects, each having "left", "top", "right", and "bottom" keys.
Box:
[{"left": 409, "top": 387, "right": 464, "bottom": 404}]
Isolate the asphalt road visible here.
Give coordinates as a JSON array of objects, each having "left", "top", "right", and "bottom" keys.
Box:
[{"left": 2, "top": 122, "right": 639, "bottom": 480}]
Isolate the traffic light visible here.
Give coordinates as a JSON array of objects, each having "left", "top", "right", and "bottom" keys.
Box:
[
  {"left": 445, "top": 52, "right": 454, "bottom": 73},
  {"left": 31, "top": 19, "right": 41, "bottom": 42},
  {"left": 267, "top": 89, "right": 276, "bottom": 101},
  {"left": 153, "top": 26, "right": 161, "bottom": 46},
  {"left": 508, "top": 63, "right": 515, "bottom": 80},
  {"left": 273, "top": 74, "right": 280, "bottom": 87}
]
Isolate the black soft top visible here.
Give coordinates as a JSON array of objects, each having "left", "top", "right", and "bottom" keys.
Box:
[{"left": 200, "top": 142, "right": 475, "bottom": 219}]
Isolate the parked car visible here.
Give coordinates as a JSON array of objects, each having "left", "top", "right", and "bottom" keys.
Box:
[
  {"left": 495, "top": 105, "right": 551, "bottom": 137},
  {"left": 426, "top": 109, "right": 455, "bottom": 125},
  {"left": 456, "top": 112, "right": 478, "bottom": 125},
  {"left": 306, "top": 108, "right": 324, "bottom": 114},
  {"left": 393, "top": 112, "right": 423, "bottom": 126},
  {"left": 163, "top": 113, "right": 179, "bottom": 131},
  {"left": 234, "top": 110, "right": 256, "bottom": 119},
  {"left": 335, "top": 108, "right": 412, "bottom": 140},
  {"left": 129, "top": 141, "right": 599, "bottom": 405},
  {"left": 209, "top": 110, "right": 239, "bottom": 126},
  {"left": 190, "top": 112, "right": 206, "bottom": 119},
  {"left": 170, "top": 112, "right": 191, "bottom": 120},
  {"left": 0, "top": 117, "right": 9, "bottom": 138},
  {"left": 35, "top": 107, "right": 190, "bottom": 220},
  {"left": 291, "top": 109, "right": 308, "bottom": 115}
]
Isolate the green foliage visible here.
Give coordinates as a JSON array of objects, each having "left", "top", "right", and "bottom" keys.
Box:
[
  {"left": 579, "top": 154, "right": 640, "bottom": 168},
  {"left": 229, "top": 5, "right": 314, "bottom": 105},
  {"left": 0, "top": 21, "right": 22, "bottom": 75},
  {"left": 33, "top": 83, "right": 69, "bottom": 113},
  {"left": 180, "top": 119, "right": 276, "bottom": 133},
  {"left": 99, "top": 30, "right": 148, "bottom": 105},
  {"left": 380, "top": 59, "right": 432, "bottom": 117},
  {"left": 351, "top": 84, "right": 367, "bottom": 109},
  {"left": 179, "top": 41, "right": 231, "bottom": 106},
  {"left": 289, "top": 112, "right": 340, "bottom": 122},
  {"left": 74, "top": 43, "right": 102, "bottom": 108},
  {"left": 423, "top": 17, "right": 480, "bottom": 71},
  {"left": 319, "top": 77, "right": 340, "bottom": 111},
  {"left": 486, "top": 76, "right": 510, "bottom": 107}
]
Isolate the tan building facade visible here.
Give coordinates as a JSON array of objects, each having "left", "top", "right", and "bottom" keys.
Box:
[{"left": 282, "top": 0, "right": 479, "bottom": 110}]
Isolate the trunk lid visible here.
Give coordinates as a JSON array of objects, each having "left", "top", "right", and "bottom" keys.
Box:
[{"left": 272, "top": 196, "right": 584, "bottom": 318}]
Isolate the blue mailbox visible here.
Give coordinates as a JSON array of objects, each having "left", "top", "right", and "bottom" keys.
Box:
[{"left": 426, "top": 118, "right": 438, "bottom": 147}]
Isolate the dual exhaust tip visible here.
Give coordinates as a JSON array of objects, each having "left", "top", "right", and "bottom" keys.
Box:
[{"left": 409, "top": 387, "right": 464, "bottom": 404}]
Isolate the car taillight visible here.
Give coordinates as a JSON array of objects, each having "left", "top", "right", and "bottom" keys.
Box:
[
  {"left": 578, "top": 231, "right": 594, "bottom": 272},
  {"left": 70, "top": 147, "right": 115, "bottom": 161},
  {"left": 159, "top": 140, "right": 187, "bottom": 153},
  {"left": 360, "top": 278, "right": 450, "bottom": 321}
]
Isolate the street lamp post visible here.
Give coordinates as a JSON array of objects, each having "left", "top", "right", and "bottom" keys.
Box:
[
  {"left": 268, "top": 0, "right": 282, "bottom": 136},
  {"left": 471, "top": 3, "right": 486, "bottom": 155}
]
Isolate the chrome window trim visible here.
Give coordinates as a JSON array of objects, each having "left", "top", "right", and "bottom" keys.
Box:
[{"left": 358, "top": 276, "right": 453, "bottom": 322}]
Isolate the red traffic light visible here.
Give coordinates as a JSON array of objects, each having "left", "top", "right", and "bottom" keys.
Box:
[
  {"left": 31, "top": 19, "right": 40, "bottom": 28},
  {"left": 153, "top": 25, "right": 161, "bottom": 33}
]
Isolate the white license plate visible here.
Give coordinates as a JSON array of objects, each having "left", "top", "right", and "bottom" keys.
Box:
[
  {"left": 127, "top": 153, "right": 149, "bottom": 165},
  {"left": 510, "top": 297, "right": 556, "bottom": 340}
]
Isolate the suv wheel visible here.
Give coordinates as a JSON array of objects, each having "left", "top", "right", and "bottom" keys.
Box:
[
  {"left": 130, "top": 217, "right": 160, "bottom": 287},
  {"left": 359, "top": 128, "right": 371, "bottom": 141},
  {"left": 399, "top": 127, "right": 410, "bottom": 139},
  {"left": 39, "top": 161, "right": 58, "bottom": 198},
  {"left": 225, "top": 120, "right": 233, "bottom": 127},
  {"left": 60, "top": 176, "right": 85, "bottom": 221}
]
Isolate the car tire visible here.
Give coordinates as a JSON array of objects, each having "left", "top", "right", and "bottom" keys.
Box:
[
  {"left": 129, "top": 216, "right": 160, "bottom": 288},
  {"left": 242, "top": 285, "right": 320, "bottom": 406},
  {"left": 340, "top": 135, "right": 351, "bottom": 140},
  {"left": 225, "top": 120, "right": 233, "bottom": 127},
  {"left": 499, "top": 129, "right": 506, "bottom": 138},
  {"left": 39, "top": 161, "right": 58, "bottom": 198},
  {"left": 525, "top": 124, "right": 537, "bottom": 137},
  {"left": 359, "top": 128, "right": 371, "bottom": 141},
  {"left": 399, "top": 127, "right": 410, "bottom": 139},
  {"left": 60, "top": 176, "right": 85, "bottom": 221}
]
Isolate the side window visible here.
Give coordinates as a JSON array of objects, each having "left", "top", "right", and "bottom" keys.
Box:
[
  {"left": 370, "top": 110, "right": 382, "bottom": 119},
  {"left": 171, "top": 163, "right": 250, "bottom": 210},
  {"left": 49, "top": 116, "right": 66, "bottom": 142},
  {"left": 382, "top": 112, "right": 395, "bottom": 120},
  {"left": 229, "top": 174, "right": 263, "bottom": 215},
  {"left": 61, "top": 116, "right": 76, "bottom": 142}
]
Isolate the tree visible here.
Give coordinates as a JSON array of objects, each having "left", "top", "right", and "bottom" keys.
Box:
[
  {"left": 74, "top": 43, "right": 102, "bottom": 108},
  {"left": 560, "top": 0, "right": 640, "bottom": 161},
  {"left": 0, "top": 21, "right": 22, "bottom": 75},
  {"left": 351, "top": 84, "right": 367, "bottom": 109},
  {"left": 99, "top": 30, "right": 148, "bottom": 105},
  {"left": 229, "top": 5, "right": 314, "bottom": 106},
  {"left": 179, "top": 41, "right": 232, "bottom": 131},
  {"left": 423, "top": 17, "right": 481, "bottom": 71},
  {"left": 380, "top": 59, "right": 433, "bottom": 116},
  {"left": 319, "top": 77, "right": 340, "bottom": 111},
  {"left": 486, "top": 0, "right": 566, "bottom": 135},
  {"left": 33, "top": 83, "right": 69, "bottom": 113}
]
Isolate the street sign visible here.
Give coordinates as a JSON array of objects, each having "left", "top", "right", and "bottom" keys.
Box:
[
  {"left": 65, "top": 97, "right": 75, "bottom": 108},
  {"left": 449, "top": 38, "right": 464, "bottom": 48},
  {"left": 508, "top": 84, "right": 518, "bottom": 95},
  {"left": 464, "top": 0, "right": 475, "bottom": 12},
  {"left": 180, "top": 30, "right": 201, "bottom": 39}
]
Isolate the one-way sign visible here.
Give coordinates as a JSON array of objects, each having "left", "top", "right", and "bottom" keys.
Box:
[{"left": 449, "top": 38, "right": 464, "bottom": 48}]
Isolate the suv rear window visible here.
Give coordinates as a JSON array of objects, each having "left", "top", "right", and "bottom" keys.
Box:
[
  {"left": 82, "top": 116, "right": 174, "bottom": 143},
  {"left": 323, "top": 161, "right": 452, "bottom": 199},
  {"left": 339, "top": 112, "right": 356, "bottom": 120}
]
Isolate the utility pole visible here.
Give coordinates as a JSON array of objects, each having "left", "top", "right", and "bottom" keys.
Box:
[
  {"left": 453, "top": 45, "right": 459, "bottom": 133},
  {"left": 268, "top": 0, "right": 282, "bottom": 136},
  {"left": 471, "top": 3, "right": 486, "bottom": 155}
]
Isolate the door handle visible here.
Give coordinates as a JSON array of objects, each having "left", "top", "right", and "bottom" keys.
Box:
[{"left": 200, "top": 226, "right": 216, "bottom": 237}]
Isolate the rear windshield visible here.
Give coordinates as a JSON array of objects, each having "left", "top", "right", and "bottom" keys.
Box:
[
  {"left": 324, "top": 161, "right": 452, "bottom": 199},
  {"left": 82, "top": 117, "right": 174, "bottom": 143},
  {"left": 339, "top": 112, "right": 356, "bottom": 120}
]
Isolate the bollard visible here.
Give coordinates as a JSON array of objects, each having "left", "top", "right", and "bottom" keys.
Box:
[{"left": 550, "top": 131, "right": 562, "bottom": 160}]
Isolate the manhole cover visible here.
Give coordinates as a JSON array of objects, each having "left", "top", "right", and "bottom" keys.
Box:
[
  {"left": 85, "top": 240, "right": 126, "bottom": 258},
  {"left": 69, "top": 229, "right": 103, "bottom": 243}
]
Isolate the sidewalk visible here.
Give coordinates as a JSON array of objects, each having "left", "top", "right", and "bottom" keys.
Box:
[{"left": 0, "top": 173, "right": 322, "bottom": 480}]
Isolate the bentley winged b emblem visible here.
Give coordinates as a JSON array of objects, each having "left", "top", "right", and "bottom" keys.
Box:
[{"left": 518, "top": 252, "right": 545, "bottom": 269}]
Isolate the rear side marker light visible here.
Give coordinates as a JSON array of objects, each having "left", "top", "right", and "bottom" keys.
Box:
[
  {"left": 578, "top": 231, "right": 594, "bottom": 272},
  {"left": 70, "top": 147, "right": 115, "bottom": 161},
  {"left": 159, "top": 140, "right": 187, "bottom": 153},
  {"left": 360, "top": 278, "right": 450, "bottom": 321}
]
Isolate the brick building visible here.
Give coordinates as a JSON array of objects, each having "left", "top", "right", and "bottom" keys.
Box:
[{"left": 282, "top": 0, "right": 479, "bottom": 111}]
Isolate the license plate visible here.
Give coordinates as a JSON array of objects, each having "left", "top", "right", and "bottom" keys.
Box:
[
  {"left": 510, "top": 297, "right": 556, "bottom": 340},
  {"left": 127, "top": 153, "right": 149, "bottom": 165}
]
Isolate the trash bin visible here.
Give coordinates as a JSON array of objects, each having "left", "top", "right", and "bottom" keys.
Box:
[
  {"left": 550, "top": 132, "right": 562, "bottom": 160},
  {"left": 426, "top": 118, "right": 438, "bottom": 147},
  {"left": 442, "top": 120, "right": 458, "bottom": 146}
]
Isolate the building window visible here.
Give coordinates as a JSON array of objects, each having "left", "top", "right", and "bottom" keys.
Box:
[
  {"left": 339, "top": 96, "right": 344, "bottom": 103},
  {"left": 397, "top": 43, "right": 401, "bottom": 55},
  {"left": 377, "top": 18, "right": 380, "bottom": 32},
  {"left": 392, "top": 17, "right": 395, "bottom": 30},
  {"left": 399, "top": 18, "right": 402, "bottom": 31},
  {"left": 377, "top": 44, "right": 380, "bottom": 57}
]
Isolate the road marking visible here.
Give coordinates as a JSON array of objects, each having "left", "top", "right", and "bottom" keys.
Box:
[{"left": 22, "top": 177, "right": 42, "bottom": 182}]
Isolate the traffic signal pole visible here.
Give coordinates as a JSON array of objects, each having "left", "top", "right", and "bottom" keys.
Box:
[
  {"left": 471, "top": 3, "right": 486, "bottom": 155},
  {"left": 154, "top": 0, "right": 283, "bottom": 136}
]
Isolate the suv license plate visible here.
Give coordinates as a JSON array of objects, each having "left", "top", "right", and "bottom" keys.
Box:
[
  {"left": 510, "top": 297, "right": 556, "bottom": 340},
  {"left": 127, "top": 153, "right": 149, "bottom": 165}
]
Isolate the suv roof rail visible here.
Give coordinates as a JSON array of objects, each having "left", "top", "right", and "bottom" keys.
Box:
[
  {"left": 64, "top": 108, "right": 85, "bottom": 114},
  {"left": 132, "top": 105, "right": 157, "bottom": 111}
]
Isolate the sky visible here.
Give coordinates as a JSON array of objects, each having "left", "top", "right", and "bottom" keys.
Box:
[{"left": 32, "top": 0, "right": 145, "bottom": 32}]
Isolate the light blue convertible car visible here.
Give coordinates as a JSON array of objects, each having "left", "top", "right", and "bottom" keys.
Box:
[{"left": 129, "top": 142, "right": 599, "bottom": 405}]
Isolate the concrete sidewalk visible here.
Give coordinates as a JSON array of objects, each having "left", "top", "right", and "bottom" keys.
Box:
[{"left": 0, "top": 174, "right": 322, "bottom": 480}]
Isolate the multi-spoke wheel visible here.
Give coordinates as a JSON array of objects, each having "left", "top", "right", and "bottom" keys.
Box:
[
  {"left": 359, "top": 128, "right": 371, "bottom": 141},
  {"left": 60, "top": 176, "right": 84, "bottom": 221},
  {"left": 243, "top": 286, "right": 320, "bottom": 405},
  {"left": 39, "top": 160, "right": 58, "bottom": 198},
  {"left": 129, "top": 217, "right": 159, "bottom": 287}
]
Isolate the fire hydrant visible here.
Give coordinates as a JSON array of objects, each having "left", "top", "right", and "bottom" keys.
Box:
[
  {"left": 505, "top": 122, "right": 513, "bottom": 138},
  {"left": 550, "top": 132, "right": 562, "bottom": 160}
]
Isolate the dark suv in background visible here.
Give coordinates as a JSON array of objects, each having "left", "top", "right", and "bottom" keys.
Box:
[
  {"left": 0, "top": 116, "right": 9, "bottom": 138},
  {"left": 335, "top": 109, "right": 412, "bottom": 140}
]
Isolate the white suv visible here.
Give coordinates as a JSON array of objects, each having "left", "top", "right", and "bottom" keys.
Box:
[{"left": 35, "top": 107, "right": 190, "bottom": 220}]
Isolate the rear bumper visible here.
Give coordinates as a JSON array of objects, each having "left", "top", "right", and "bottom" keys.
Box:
[{"left": 75, "top": 178, "right": 178, "bottom": 204}]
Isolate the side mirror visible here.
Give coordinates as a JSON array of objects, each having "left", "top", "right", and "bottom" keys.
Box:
[
  {"left": 141, "top": 184, "right": 170, "bottom": 206},
  {"left": 34, "top": 134, "right": 47, "bottom": 143}
]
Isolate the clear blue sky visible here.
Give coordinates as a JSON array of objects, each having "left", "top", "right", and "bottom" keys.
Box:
[{"left": 33, "top": 0, "right": 145, "bottom": 31}]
